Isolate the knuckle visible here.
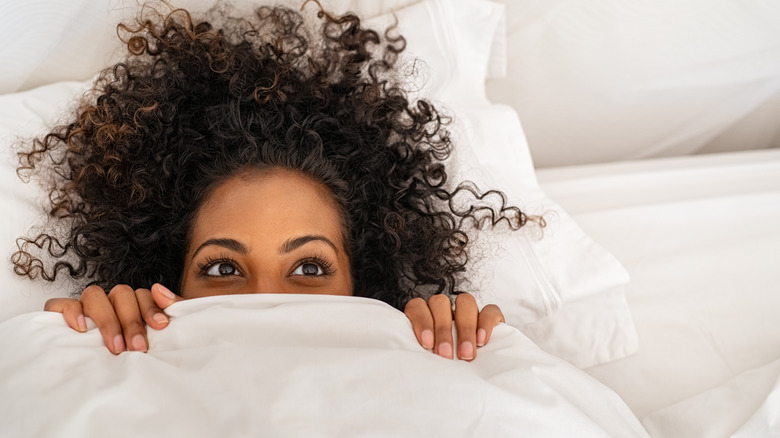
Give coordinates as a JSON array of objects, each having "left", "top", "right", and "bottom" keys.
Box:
[
  {"left": 427, "top": 294, "right": 451, "bottom": 307},
  {"left": 480, "top": 305, "right": 505, "bottom": 325},
  {"left": 124, "top": 320, "right": 146, "bottom": 334},
  {"left": 435, "top": 326, "right": 453, "bottom": 341},
  {"left": 81, "top": 285, "right": 106, "bottom": 299},
  {"left": 454, "top": 293, "right": 475, "bottom": 306},
  {"left": 135, "top": 289, "right": 157, "bottom": 308},
  {"left": 45, "top": 298, "right": 83, "bottom": 314},
  {"left": 435, "top": 317, "right": 452, "bottom": 330},
  {"left": 487, "top": 304, "right": 505, "bottom": 320},
  {"left": 43, "top": 298, "right": 64, "bottom": 311},
  {"left": 99, "top": 319, "right": 122, "bottom": 334},
  {"left": 107, "top": 284, "right": 135, "bottom": 304},
  {"left": 415, "top": 319, "right": 433, "bottom": 332},
  {"left": 108, "top": 284, "right": 134, "bottom": 297},
  {"left": 404, "top": 297, "right": 426, "bottom": 312},
  {"left": 455, "top": 316, "right": 477, "bottom": 331}
]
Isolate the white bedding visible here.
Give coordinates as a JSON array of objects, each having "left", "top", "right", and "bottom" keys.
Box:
[
  {"left": 0, "top": 0, "right": 638, "bottom": 371},
  {"left": 538, "top": 149, "right": 780, "bottom": 437},
  {"left": 487, "top": 0, "right": 780, "bottom": 168},
  {"left": 0, "top": 294, "right": 648, "bottom": 438},
  {"left": 2, "top": 1, "right": 780, "bottom": 436}
]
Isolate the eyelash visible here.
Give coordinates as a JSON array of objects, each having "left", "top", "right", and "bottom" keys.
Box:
[
  {"left": 195, "top": 254, "right": 335, "bottom": 277},
  {"left": 296, "top": 255, "right": 335, "bottom": 276},
  {"left": 197, "top": 255, "right": 240, "bottom": 277}
]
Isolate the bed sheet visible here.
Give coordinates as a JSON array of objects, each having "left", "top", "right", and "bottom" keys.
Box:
[
  {"left": 537, "top": 149, "right": 780, "bottom": 437},
  {"left": 0, "top": 294, "right": 648, "bottom": 437}
]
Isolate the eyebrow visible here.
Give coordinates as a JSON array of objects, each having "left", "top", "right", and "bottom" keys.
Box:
[
  {"left": 280, "top": 235, "right": 338, "bottom": 254},
  {"left": 191, "top": 238, "right": 248, "bottom": 260},
  {"left": 190, "top": 235, "right": 339, "bottom": 260}
]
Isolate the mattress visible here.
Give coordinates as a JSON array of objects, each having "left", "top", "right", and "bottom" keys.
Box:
[{"left": 537, "top": 149, "right": 780, "bottom": 437}]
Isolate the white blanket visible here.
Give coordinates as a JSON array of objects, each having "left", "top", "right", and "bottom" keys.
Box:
[{"left": 0, "top": 294, "right": 647, "bottom": 437}]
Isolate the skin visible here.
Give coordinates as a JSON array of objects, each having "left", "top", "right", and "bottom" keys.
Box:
[
  {"left": 45, "top": 167, "right": 505, "bottom": 360},
  {"left": 180, "top": 167, "right": 354, "bottom": 299}
]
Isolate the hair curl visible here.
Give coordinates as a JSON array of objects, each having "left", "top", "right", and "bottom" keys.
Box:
[{"left": 13, "top": 2, "right": 529, "bottom": 310}]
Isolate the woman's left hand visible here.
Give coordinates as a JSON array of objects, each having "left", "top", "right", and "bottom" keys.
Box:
[{"left": 404, "top": 293, "right": 504, "bottom": 361}]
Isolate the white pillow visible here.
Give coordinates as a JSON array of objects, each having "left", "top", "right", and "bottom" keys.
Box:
[
  {"left": 0, "top": 0, "right": 503, "bottom": 95},
  {"left": 486, "top": 0, "right": 780, "bottom": 168},
  {"left": 0, "top": 0, "right": 636, "bottom": 368},
  {"left": 0, "top": 82, "right": 87, "bottom": 320}
]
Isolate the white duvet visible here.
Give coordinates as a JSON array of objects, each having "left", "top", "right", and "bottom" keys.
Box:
[{"left": 0, "top": 294, "right": 647, "bottom": 437}]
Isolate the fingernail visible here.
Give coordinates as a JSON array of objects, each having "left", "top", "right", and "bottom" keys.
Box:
[
  {"left": 477, "top": 328, "right": 487, "bottom": 347},
  {"left": 156, "top": 283, "right": 176, "bottom": 300},
  {"left": 438, "top": 342, "right": 453, "bottom": 360},
  {"left": 132, "top": 334, "right": 147, "bottom": 352},
  {"left": 77, "top": 314, "right": 87, "bottom": 332},
  {"left": 460, "top": 342, "right": 474, "bottom": 360},
  {"left": 421, "top": 330, "right": 434, "bottom": 349},
  {"left": 113, "top": 335, "right": 125, "bottom": 354},
  {"left": 152, "top": 312, "right": 168, "bottom": 325}
]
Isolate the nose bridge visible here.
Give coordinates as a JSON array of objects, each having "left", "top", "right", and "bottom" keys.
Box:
[{"left": 249, "top": 274, "right": 287, "bottom": 295}]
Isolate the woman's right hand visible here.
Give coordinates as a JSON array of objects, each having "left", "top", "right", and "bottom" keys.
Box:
[{"left": 44, "top": 283, "right": 182, "bottom": 354}]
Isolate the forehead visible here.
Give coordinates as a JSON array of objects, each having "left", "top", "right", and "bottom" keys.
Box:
[{"left": 189, "top": 168, "right": 346, "bottom": 251}]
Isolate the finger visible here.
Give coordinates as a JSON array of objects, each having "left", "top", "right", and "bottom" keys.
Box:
[
  {"left": 81, "top": 285, "right": 125, "bottom": 355},
  {"left": 151, "top": 283, "right": 184, "bottom": 309},
  {"left": 454, "top": 293, "right": 479, "bottom": 361},
  {"left": 44, "top": 298, "right": 87, "bottom": 333},
  {"left": 427, "top": 294, "right": 454, "bottom": 359},
  {"left": 404, "top": 297, "right": 434, "bottom": 350},
  {"left": 135, "top": 288, "right": 169, "bottom": 330},
  {"left": 108, "top": 285, "right": 147, "bottom": 353},
  {"left": 477, "top": 304, "right": 505, "bottom": 347}
]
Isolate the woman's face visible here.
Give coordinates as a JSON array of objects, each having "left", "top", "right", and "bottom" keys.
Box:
[{"left": 179, "top": 167, "right": 353, "bottom": 299}]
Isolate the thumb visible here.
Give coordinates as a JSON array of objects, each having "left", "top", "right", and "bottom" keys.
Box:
[{"left": 151, "top": 283, "right": 185, "bottom": 309}]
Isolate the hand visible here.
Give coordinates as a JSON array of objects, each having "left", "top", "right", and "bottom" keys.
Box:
[
  {"left": 43, "top": 283, "right": 182, "bottom": 354},
  {"left": 404, "top": 293, "right": 504, "bottom": 361}
]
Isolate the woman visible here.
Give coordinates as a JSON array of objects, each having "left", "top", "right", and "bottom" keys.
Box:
[{"left": 13, "top": 3, "right": 529, "bottom": 360}]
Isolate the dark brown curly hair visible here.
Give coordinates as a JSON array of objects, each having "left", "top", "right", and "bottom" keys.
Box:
[{"left": 12, "top": 2, "right": 528, "bottom": 310}]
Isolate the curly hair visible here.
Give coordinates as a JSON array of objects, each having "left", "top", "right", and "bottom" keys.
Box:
[{"left": 12, "top": 2, "right": 529, "bottom": 310}]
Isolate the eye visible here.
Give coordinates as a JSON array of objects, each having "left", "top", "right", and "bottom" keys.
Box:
[
  {"left": 291, "top": 261, "right": 327, "bottom": 276},
  {"left": 202, "top": 260, "right": 241, "bottom": 277}
]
